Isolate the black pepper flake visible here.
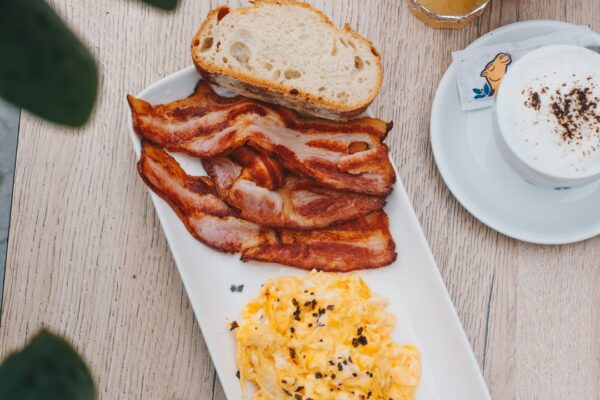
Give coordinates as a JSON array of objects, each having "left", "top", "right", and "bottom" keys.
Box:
[
  {"left": 293, "top": 304, "right": 301, "bottom": 321},
  {"left": 236, "top": 370, "right": 240, "bottom": 379},
  {"left": 281, "top": 379, "right": 288, "bottom": 384},
  {"left": 290, "top": 327, "right": 295, "bottom": 334},
  {"left": 292, "top": 298, "right": 299, "bottom": 306},
  {"left": 229, "top": 321, "right": 239, "bottom": 331},
  {"left": 353, "top": 328, "right": 369, "bottom": 347},
  {"left": 304, "top": 299, "right": 317, "bottom": 310},
  {"left": 337, "top": 362, "right": 343, "bottom": 371},
  {"left": 352, "top": 373, "right": 358, "bottom": 377},
  {"left": 295, "top": 386, "right": 304, "bottom": 392},
  {"left": 283, "top": 388, "right": 292, "bottom": 396},
  {"left": 331, "top": 373, "right": 336, "bottom": 379},
  {"left": 289, "top": 347, "right": 296, "bottom": 360},
  {"left": 308, "top": 323, "right": 313, "bottom": 327},
  {"left": 315, "top": 372, "right": 323, "bottom": 379},
  {"left": 327, "top": 304, "right": 335, "bottom": 311},
  {"left": 294, "top": 394, "right": 302, "bottom": 400}
]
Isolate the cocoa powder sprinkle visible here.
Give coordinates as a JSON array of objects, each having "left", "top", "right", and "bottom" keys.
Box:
[{"left": 525, "top": 77, "right": 600, "bottom": 145}]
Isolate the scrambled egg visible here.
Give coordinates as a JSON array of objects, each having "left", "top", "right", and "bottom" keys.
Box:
[{"left": 234, "top": 271, "right": 421, "bottom": 400}]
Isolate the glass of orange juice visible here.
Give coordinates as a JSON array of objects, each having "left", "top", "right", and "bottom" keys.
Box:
[{"left": 409, "top": 0, "right": 490, "bottom": 29}]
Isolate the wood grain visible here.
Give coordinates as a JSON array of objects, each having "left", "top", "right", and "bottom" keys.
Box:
[{"left": 1, "top": 0, "right": 599, "bottom": 399}]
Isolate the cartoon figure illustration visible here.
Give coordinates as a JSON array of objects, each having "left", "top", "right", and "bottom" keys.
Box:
[{"left": 480, "top": 52, "right": 512, "bottom": 95}]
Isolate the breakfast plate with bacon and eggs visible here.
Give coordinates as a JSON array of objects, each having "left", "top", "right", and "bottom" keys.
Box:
[{"left": 126, "top": 1, "right": 491, "bottom": 399}]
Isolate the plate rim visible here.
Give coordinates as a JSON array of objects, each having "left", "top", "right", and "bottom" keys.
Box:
[{"left": 430, "top": 19, "right": 600, "bottom": 245}]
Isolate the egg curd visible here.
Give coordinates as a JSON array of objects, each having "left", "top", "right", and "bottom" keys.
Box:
[{"left": 234, "top": 271, "right": 421, "bottom": 400}]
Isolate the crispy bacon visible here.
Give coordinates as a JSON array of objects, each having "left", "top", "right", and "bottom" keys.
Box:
[
  {"left": 128, "top": 82, "right": 396, "bottom": 195},
  {"left": 137, "top": 142, "right": 396, "bottom": 270},
  {"left": 242, "top": 210, "right": 397, "bottom": 271},
  {"left": 203, "top": 147, "right": 386, "bottom": 229},
  {"left": 137, "top": 141, "right": 275, "bottom": 253}
]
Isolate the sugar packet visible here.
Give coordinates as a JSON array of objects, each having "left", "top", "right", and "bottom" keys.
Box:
[{"left": 452, "top": 25, "right": 600, "bottom": 111}]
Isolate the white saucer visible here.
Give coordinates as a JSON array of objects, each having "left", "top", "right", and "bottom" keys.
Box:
[{"left": 431, "top": 20, "right": 600, "bottom": 245}]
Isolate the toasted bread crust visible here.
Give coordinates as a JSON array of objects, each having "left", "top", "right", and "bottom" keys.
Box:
[{"left": 191, "top": 0, "right": 383, "bottom": 121}]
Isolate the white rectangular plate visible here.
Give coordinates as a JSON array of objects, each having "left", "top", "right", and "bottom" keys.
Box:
[{"left": 128, "top": 67, "right": 491, "bottom": 400}]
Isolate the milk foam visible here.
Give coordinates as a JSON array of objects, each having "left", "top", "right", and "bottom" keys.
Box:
[{"left": 497, "top": 45, "right": 600, "bottom": 178}]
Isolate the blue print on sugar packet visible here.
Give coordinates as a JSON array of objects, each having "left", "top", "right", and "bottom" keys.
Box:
[
  {"left": 472, "top": 83, "right": 493, "bottom": 99},
  {"left": 554, "top": 187, "right": 571, "bottom": 191}
]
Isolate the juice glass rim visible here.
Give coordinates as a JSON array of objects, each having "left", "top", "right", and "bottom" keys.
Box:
[{"left": 409, "top": 0, "right": 490, "bottom": 22}]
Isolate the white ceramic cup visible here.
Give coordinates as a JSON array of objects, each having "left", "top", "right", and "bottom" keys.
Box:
[{"left": 493, "top": 44, "right": 600, "bottom": 190}]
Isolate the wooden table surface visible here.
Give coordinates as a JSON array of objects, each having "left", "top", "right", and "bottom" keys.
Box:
[{"left": 2, "top": 0, "right": 600, "bottom": 399}]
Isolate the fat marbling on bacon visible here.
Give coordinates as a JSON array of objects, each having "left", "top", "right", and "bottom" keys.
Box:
[
  {"left": 137, "top": 141, "right": 273, "bottom": 253},
  {"left": 128, "top": 82, "right": 396, "bottom": 196},
  {"left": 202, "top": 147, "right": 385, "bottom": 229},
  {"left": 137, "top": 142, "right": 396, "bottom": 271}
]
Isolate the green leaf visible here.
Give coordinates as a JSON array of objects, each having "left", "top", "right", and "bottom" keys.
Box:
[
  {"left": 0, "top": 330, "right": 95, "bottom": 400},
  {"left": 139, "top": 0, "right": 180, "bottom": 11},
  {"left": 0, "top": 0, "right": 98, "bottom": 127}
]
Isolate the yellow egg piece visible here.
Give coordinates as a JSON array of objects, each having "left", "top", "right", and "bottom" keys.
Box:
[{"left": 234, "top": 270, "right": 421, "bottom": 400}]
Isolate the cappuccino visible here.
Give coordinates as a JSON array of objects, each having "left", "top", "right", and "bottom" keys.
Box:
[{"left": 496, "top": 45, "right": 600, "bottom": 182}]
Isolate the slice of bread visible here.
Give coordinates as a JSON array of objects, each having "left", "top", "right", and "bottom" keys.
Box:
[{"left": 191, "top": 0, "right": 383, "bottom": 120}]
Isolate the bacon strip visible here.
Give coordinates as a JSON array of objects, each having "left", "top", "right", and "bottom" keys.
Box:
[
  {"left": 128, "top": 82, "right": 396, "bottom": 195},
  {"left": 137, "top": 142, "right": 396, "bottom": 270},
  {"left": 203, "top": 147, "right": 386, "bottom": 229},
  {"left": 137, "top": 141, "right": 275, "bottom": 253},
  {"left": 242, "top": 211, "right": 397, "bottom": 271}
]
